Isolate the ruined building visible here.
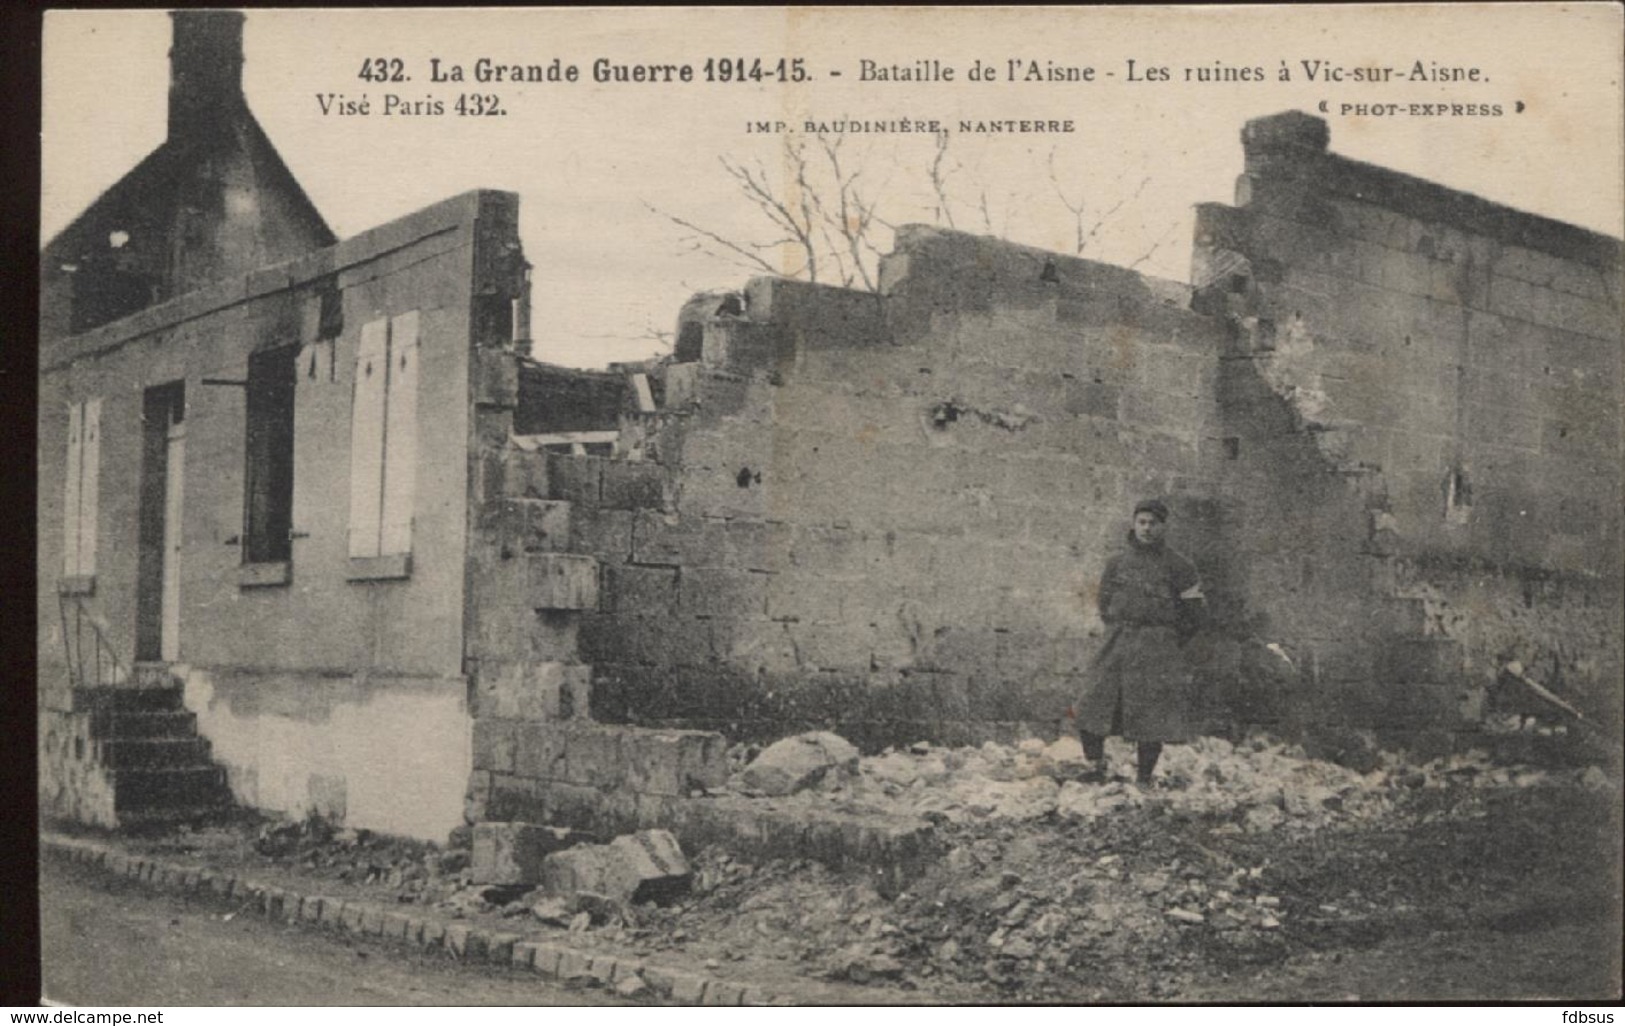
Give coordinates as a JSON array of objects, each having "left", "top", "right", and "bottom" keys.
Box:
[{"left": 39, "top": 15, "right": 1623, "bottom": 842}]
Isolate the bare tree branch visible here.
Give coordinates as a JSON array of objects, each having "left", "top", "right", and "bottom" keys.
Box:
[
  {"left": 650, "top": 133, "right": 1155, "bottom": 296},
  {"left": 1128, "top": 217, "right": 1185, "bottom": 271},
  {"left": 1083, "top": 174, "right": 1152, "bottom": 249},
  {"left": 642, "top": 200, "right": 786, "bottom": 277},
  {"left": 1047, "top": 147, "right": 1088, "bottom": 254},
  {"left": 929, "top": 131, "right": 957, "bottom": 229}
]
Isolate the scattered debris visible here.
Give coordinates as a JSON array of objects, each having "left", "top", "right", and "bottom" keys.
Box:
[
  {"left": 470, "top": 822, "right": 580, "bottom": 885},
  {"left": 540, "top": 829, "right": 692, "bottom": 905},
  {"left": 738, "top": 731, "right": 861, "bottom": 796},
  {"left": 115, "top": 725, "right": 1619, "bottom": 1002}
]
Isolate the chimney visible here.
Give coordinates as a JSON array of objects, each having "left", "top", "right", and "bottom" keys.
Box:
[{"left": 167, "top": 10, "right": 245, "bottom": 141}]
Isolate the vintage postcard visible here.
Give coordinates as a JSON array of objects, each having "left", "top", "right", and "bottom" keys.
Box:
[{"left": 37, "top": 5, "right": 1622, "bottom": 1007}]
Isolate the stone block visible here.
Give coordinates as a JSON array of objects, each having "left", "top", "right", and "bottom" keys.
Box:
[
  {"left": 556, "top": 949, "right": 594, "bottom": 981},
  {"left": 512, "top": 941, "right": 539, "bottom": 970},
  {"left": 530, "top": 610, "right": 581, "bottom": 662},
  {"left": 445, "top": 924, "right": 473, "bottom": 958},
  {"left": 528, "top": 553, "right": 601, "bottom": 610},
  {"left": 340, "top": 904, "right": 367, "bottom": 934},
  {"left": 300, "top": 895, "right": 326, "bottom": 923},
  {"left": 764, "top": 572, "right": 845, "bottom": 623},
  {"left": 669, "top": 971, "right": 709, "bottom": 1004},
  {"left": 630, "top": 511, "right": 730, "bottom": 568},
  {"left": 476, "top": 349, "right": 519, "bottom": 407},
  {"left": 485, "top": 932, "right": 521, "bottom": 964},
  {"left": 662, "top": 363, "right": 700, "bottom": 409},
  {"left": 471, "top": 821, "right": 582, "bottom": 885},
  {"left": 564, "top": 725, "right": 627, "bottom": 789},
  {"left": 603, "top": 565, "right": 679, "bottom": 615},
  {"left": 619, "top": 729, "right": 730, "bottom": 796},
  {"left": 678, "top": 566, "right": 769, "bottom": 619},
  {"left": 531, "top": 942, "right": 566, "bottom": 977},
  {"left": 502, "top": 449, "right": 549, "bottom": 500},
  {"left": 787, "top": 622, "right": 872, "bottom": 671},
  {"left": 715, "top": 619, "right": 799, "bottom": 675},
  {"left": 568, "top": 507, "right": 635, "bottom": 563},
  {"left": 546, "top": 453, "right": 604, "bottom": 506},
  {"left": 740, "top": 731, "right": 859, "bottom": 796},
  {"left": 477, "top": 661, "right": 592, "bottom": 721},
  {"left": 471, "top": 718, "right": 517, "bottom": 773},
  {"left": 512, "top": 723, "right": 570, "bottom": 779},
  {"left": 360, "top": 906, "right": 387, "bottom": 935},
  {"left": 420, "top": 920, "right": 447, "bottom": 949},
  {"left": 381, "top": 912, "right": 412, "bottom": 941},
  {"left": 703, "top": 320, "right": 794, "bottom": 377},
  {"left": 588, "top": 956, "right": 620, "bottom": 985},
  {"left": 482, "top": 498, "right": 572, "bottom": 556},
  {"left": 464, "top": 769, "right": 493, "bottom": 823},
  {"left": 600, "top": 460, "right": 669, "bottom": 511},
  {"left": 723, "top": 518, "right": 795, "bottom": 571},
  {"left": 540, "top": 829, "right": 692, "bottom": 905}
]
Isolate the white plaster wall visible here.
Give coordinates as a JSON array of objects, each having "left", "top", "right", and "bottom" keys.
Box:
[{"left": 183, "top": 666, "right": 472, "bottom": 842}]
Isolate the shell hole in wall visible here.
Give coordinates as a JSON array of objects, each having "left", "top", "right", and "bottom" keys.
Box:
[
  {"left": 736, "top": 466, "right": 761, "bottom": 488},
  {"left": 1445, "top": 465, "right": 1473, "bottom": 525}
]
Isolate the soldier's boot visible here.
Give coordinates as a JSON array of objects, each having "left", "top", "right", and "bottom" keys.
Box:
[
  {"left": 1136, "top": 742, "right": 1163, "bottom": 785},
  {"left": 1078, "top": 730, "right": 1108, "bottom": 783}
]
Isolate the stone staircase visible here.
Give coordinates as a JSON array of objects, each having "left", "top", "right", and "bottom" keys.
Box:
[{"left": 41, "top": 666, "right": 235, "bottom": 830}]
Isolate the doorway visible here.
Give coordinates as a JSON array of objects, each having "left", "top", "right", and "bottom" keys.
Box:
[{"left": 137, "top": 382, "right": 185, "bottom": 663}]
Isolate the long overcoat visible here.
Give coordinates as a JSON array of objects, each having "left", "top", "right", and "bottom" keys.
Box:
[{"left": 1075, "top": 535, "right": 1203, "bottom": 744}]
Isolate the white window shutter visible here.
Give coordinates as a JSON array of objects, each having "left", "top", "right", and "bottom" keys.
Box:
[
  {"left": 62, "top": 401, "right": 83, "bottom": 576},
  {"left": 348, "top": 318, "right": 389, "bottom": 558},
  {"left": 78, "top": 398, "right": 101, "bottom": 576},
  {"left": 380, "top": 311, "right": 419, "bottom": 556}
]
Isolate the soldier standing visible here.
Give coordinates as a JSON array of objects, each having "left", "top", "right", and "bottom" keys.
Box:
[{"left": 1075, "top": 499, "right": 1206, "bottom": 784}]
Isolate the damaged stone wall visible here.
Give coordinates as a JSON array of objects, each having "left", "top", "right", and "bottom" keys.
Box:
[
  {"left": 465, "top": 110, "right": 1619, "bottom": 771},
  {"left": 508, "top": 230, "right": 1238, "bottom": 750},
  {"left": 1193, "top": 111, "right": 1623, "bottom": 740}
]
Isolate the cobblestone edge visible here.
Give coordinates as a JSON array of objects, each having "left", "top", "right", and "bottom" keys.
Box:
[{"left": 41, "top": 832, "right": 796, "bottom": 1007}]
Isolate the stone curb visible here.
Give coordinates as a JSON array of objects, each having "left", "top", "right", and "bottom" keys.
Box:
[{"left": 42, "top": 832, "right": 796, "bottom": 1007}]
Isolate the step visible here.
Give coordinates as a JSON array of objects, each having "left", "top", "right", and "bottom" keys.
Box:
[
  {"left": 109, "top": 766, "right": 229, "bottom": 812},
  {"left": 71, "top": 686, "right": 185, "bottom": 714},
  {"left": 133, "top": 663, "right": 182, "bottom": 688},
  {"left": 88, "top": 709, "right": 199, "bottom": 740},
  {"left": 93, "top": 737, "right": 213, "bottom": 770},
  {"left": 115, "top": 804, "right": 236, "bottom": 831}
]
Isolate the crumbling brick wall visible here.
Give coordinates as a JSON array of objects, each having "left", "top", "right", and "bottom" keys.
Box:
[{"left": 1194, "top": 111, "right": 1623, "bottom": 740}]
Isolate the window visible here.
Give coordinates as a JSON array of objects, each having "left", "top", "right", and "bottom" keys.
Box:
[
  {"left": 62, "top": 397, "right": 102, "bottom": 583},
  {"left": 348, "top": 311, "right": 419, "bottom": 574},
  {"left": 243, "top": 346, "right": 297, "bottom": 566}
]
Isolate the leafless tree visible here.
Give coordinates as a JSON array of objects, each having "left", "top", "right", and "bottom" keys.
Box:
[
  {"left": 1047, "top": 147, "right": 1152, "bottom": 257},
  {"left": 647, "top": 134, "right": 887, "bottom": 289},
  {"left": 649, "top": 134, "right": 1162, "bottom": 292}
]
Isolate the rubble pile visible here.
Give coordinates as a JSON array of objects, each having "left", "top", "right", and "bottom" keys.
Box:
[
  {"left": 723, "top": 731, "right": 1609, "bottom": 836},
  {"left": 129, "top": 726, "right": 1616, "bottom": 1001}
]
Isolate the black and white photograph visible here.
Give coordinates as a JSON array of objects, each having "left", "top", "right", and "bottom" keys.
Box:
[{"left": 32, "top": 5, "right": 1624, "bottom": 1008}]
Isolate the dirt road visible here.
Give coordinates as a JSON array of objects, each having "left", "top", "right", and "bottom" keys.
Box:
[{"left": 39, "top": 857, "right": 632, "bottom": 1006}]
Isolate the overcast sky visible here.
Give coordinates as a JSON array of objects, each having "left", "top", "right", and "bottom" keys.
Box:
[{"left": 42, "top": 6, "right": 1623, "bottom": 368}]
